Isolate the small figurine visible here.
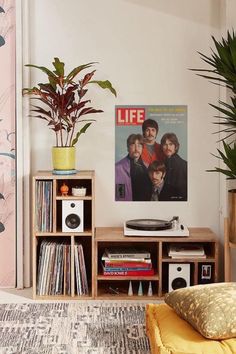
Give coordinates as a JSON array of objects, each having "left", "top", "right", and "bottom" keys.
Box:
[
  {"left": 128, "top": 281, "right": 133, "bottom": 296},
  {"left": 60, "top": 182, "right": 69, "bottom": 196},
  {"left": 138, "top": 281, "right": 143, "bottom": 296},
  {"left": 147, "top": 281, "right": 153, "bottom": 296}
]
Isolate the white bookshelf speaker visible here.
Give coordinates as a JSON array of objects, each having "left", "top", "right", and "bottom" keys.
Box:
[
  {"left": 62, "top": 200, "right": 84, "bottom": 232},
  {"left": 168, "top": 263, "right": 190, "bottom": 292}
]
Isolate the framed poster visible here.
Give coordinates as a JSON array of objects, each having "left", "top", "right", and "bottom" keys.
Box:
[{"left": 115, "top": 105, "right": 187, "bottom": 202}]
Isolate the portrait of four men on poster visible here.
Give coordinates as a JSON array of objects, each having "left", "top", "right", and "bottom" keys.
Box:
[{"left": 115, "top": 117, "right": 187, "bottom": 202}]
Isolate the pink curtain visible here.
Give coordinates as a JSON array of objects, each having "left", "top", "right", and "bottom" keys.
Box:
[{"left": 0, "top": 0, "right": 16, "bottom": 287}]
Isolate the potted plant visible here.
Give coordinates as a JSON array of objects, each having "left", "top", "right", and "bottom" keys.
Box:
[
  {"left": 23, "top": 57, "right": 116, "bottom": 172},
  {"left": 192, "top": 30, "right": 236, "bottom": 241}
]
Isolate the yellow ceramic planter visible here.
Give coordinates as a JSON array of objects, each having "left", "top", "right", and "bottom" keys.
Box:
[{"left": 52, "top": 146, "right": 76, "bottom": 170}]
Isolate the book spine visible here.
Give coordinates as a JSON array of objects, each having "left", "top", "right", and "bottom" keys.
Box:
[
  {"left": 103, "top": 269, "right": 154, "bottom": 276},
  {"left": 106, "top": 253, "right": 150, "bottom": 259},
  {"left": 104, "top": 261, "right": 152, "bottom": 268},
  {"left": 104, "top": 267, "right": 153, "bottom": 271},
  {"left": 102, "top": 256, "right": 151, "bottom": 263}
]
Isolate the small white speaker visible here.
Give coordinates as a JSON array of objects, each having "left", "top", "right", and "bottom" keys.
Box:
[
  {"left": 168, "top": 263, "right": 190, "bottom": 292},
  {"left": 62, "top": 200, "right": 84, "bottom": 232}
]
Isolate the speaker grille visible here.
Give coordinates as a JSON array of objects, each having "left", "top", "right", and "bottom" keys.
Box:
[
  {"left": 171, "top": 277, "right": 187, "bottom": 290},
  {"left": 65, "top": 213, "right": 81, "bottom": 229}
]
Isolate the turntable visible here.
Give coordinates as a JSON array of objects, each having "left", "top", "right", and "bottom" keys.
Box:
[{"left": 124, "top": 217, "right": 189, "bottom": 237}]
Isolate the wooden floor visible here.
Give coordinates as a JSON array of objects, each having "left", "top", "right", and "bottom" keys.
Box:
[
  {"left": 0, "top": 288, "right": 34, "bottom": 303},
  {"left": 0, "top": 287, "right": 162, "bottom": 304}
]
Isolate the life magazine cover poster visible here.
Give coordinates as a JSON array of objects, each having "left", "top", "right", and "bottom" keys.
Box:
[{"left": 115, "top": 105, "right": 187, "bottom": 202}]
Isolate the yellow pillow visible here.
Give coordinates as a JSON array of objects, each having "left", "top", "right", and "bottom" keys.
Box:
[
  {"left": 164, "top": 282, "right": 236, "bottom": 340},
  {"left": 146, "top": 303, "right": 236, "bottom": 354}
]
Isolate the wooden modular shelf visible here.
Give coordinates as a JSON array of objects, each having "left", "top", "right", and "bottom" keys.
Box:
[
  {"left": 34, "top": 231, "right": 93, "bottom": 237},
  {"left": 32, "top": 171, "right": 95, "bottom": 300},
  {"left": 94, "top": 227, "right": 219, "bottom": 300},
  {"left": 32, "top": 171, "right": 219, "bottom": 301}
]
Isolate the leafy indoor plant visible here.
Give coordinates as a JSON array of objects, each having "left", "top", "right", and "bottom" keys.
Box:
[
  {"left": 192, "top": 30, "right": 236, "bottom": 178},
  {"left": 192, "top": 30, "right": 236, "bottom": 242},
  {"left": 23, "top": 57, "right": 116, "bottom": 170}
]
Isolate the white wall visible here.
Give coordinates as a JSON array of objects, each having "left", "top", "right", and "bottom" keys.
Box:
[{"left": 26, "top": 1, "right": 222, "bottom": 235}]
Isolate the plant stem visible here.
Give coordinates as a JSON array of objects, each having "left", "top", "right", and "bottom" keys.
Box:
[
  {"left": 69, "top": 89, "right": 81, "bottom": 146},
  {"left": 59, "top": 86, "right": 64, "bottom": 146},
  {"left": 69, "top": 123, "right": 76, "bottom": 146},
  {"left": 65, "top": 122, "right": 69, "bottom": 146}
]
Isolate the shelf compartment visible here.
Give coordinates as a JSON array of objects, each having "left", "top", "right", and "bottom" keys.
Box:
[
  {"left": 56, "top": 178, "right": 92, "bottom": 198},
  {"left": 198, "top": 262, "right": 215, "bottom": 285},
  {"left": 74, "top": 236, "right": 92, "bottom": 297},
  {"left": 36, "top": 236, "right": 72, "bottom": 297},
  {"left": 97, "top": 280, "right": 158, "bottom": 299},
  {"left": 162, "top": 262, "right": 195, "bottom": 295},
  {"left": 97, "top": 241, "right": 158, "bottom": 272},
  {"left": 162, "top": 241, "right": 216, "bottom": 259},
  {"left": 56, "top": 199, "right": 92, "bottom": 232},
  {"left": 34, "top": 179, "right": 53, "bottom": 233}
]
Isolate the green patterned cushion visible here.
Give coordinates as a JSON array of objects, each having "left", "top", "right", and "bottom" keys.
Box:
[{"left": 164, "top": 282, "right": 236, "bottom": 340}]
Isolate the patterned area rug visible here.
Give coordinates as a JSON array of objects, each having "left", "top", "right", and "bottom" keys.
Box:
[{"left": 0, "top": 302, "right": 150, "bottom": 353}]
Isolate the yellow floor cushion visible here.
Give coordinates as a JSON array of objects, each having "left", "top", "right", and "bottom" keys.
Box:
[{"left": 146, "top": 303, "right": 236, "bottom": 354}]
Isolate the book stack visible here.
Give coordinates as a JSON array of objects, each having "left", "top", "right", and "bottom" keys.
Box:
[
  {"left": 168, "top": 243, "right": 206, "bottom": 259},
  {"left": 101, "top": 247, "right": 154, "bottom": 276}
]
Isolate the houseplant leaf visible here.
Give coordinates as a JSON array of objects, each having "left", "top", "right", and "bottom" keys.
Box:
[
  {"left": 71, "top": 122, "right": 92, "bottom": 146},
  {"left": 192, "top": 30, "right": 236, "bottom": 179},
  {"left": 90, "top": 80, "right": 117, "bottom": 96},
  {"left": 66, "top": 63, "right": 96, "bottom": 82},
  {"left": 52, "top": 57, "right": 64, "bottom": 77}
]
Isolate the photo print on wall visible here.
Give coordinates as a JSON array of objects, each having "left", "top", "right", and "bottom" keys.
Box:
[{"left": 115, "top": 105, "right": 187, "bottom": 202}]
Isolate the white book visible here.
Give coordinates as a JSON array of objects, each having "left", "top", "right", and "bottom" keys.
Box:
[
  {"left": 170, "top": 254, "right": 207, "bottom": 259},
  {"left": 104, "top": 247, "right": 150, "bottom": 259},
  {"left": 168, "top": 244, "right": 205, "bottom": 256}
]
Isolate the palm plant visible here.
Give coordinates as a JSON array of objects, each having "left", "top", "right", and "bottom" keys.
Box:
[
  {"left": 192, "top": 30, "right": 236, "bottom": 178},
  {"left": 23, "top": 58, "right": 116, "bottom": 147}
]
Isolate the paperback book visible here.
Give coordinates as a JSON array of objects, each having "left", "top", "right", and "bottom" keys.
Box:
[
  {"left": 102, "top": 268, "right": 155, "bottom": 276},
  {"left": 104, "top": 247, "right": 151, "bottom": 259},
  {"left": 168, "top": 243, "right": 205, "bottom": 258}
]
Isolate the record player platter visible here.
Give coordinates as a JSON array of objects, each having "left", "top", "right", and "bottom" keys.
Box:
[
  {"left": 124, "top": 217, "right": 189, "bottom": 237},
  {"left": 126, "top": 218, "right": 173, "bottom": 231}
]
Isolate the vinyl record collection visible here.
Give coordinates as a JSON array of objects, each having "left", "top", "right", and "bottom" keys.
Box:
[
  {"left": 37, "top": 240, "right": 88, "bottom": 296},
  {"left": 35, "top": 181, "right": 53, "bottom": 232},
  {"left": 74, "top": 243, "right": 89, "bottom": 295},
  {"left": 101, "top": 247, "right": 154, "bottom": 276}
]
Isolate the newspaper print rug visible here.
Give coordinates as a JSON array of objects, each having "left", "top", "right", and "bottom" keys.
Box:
[{"left": 0, "top": 302, "right": 150, "bottom": 353}]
